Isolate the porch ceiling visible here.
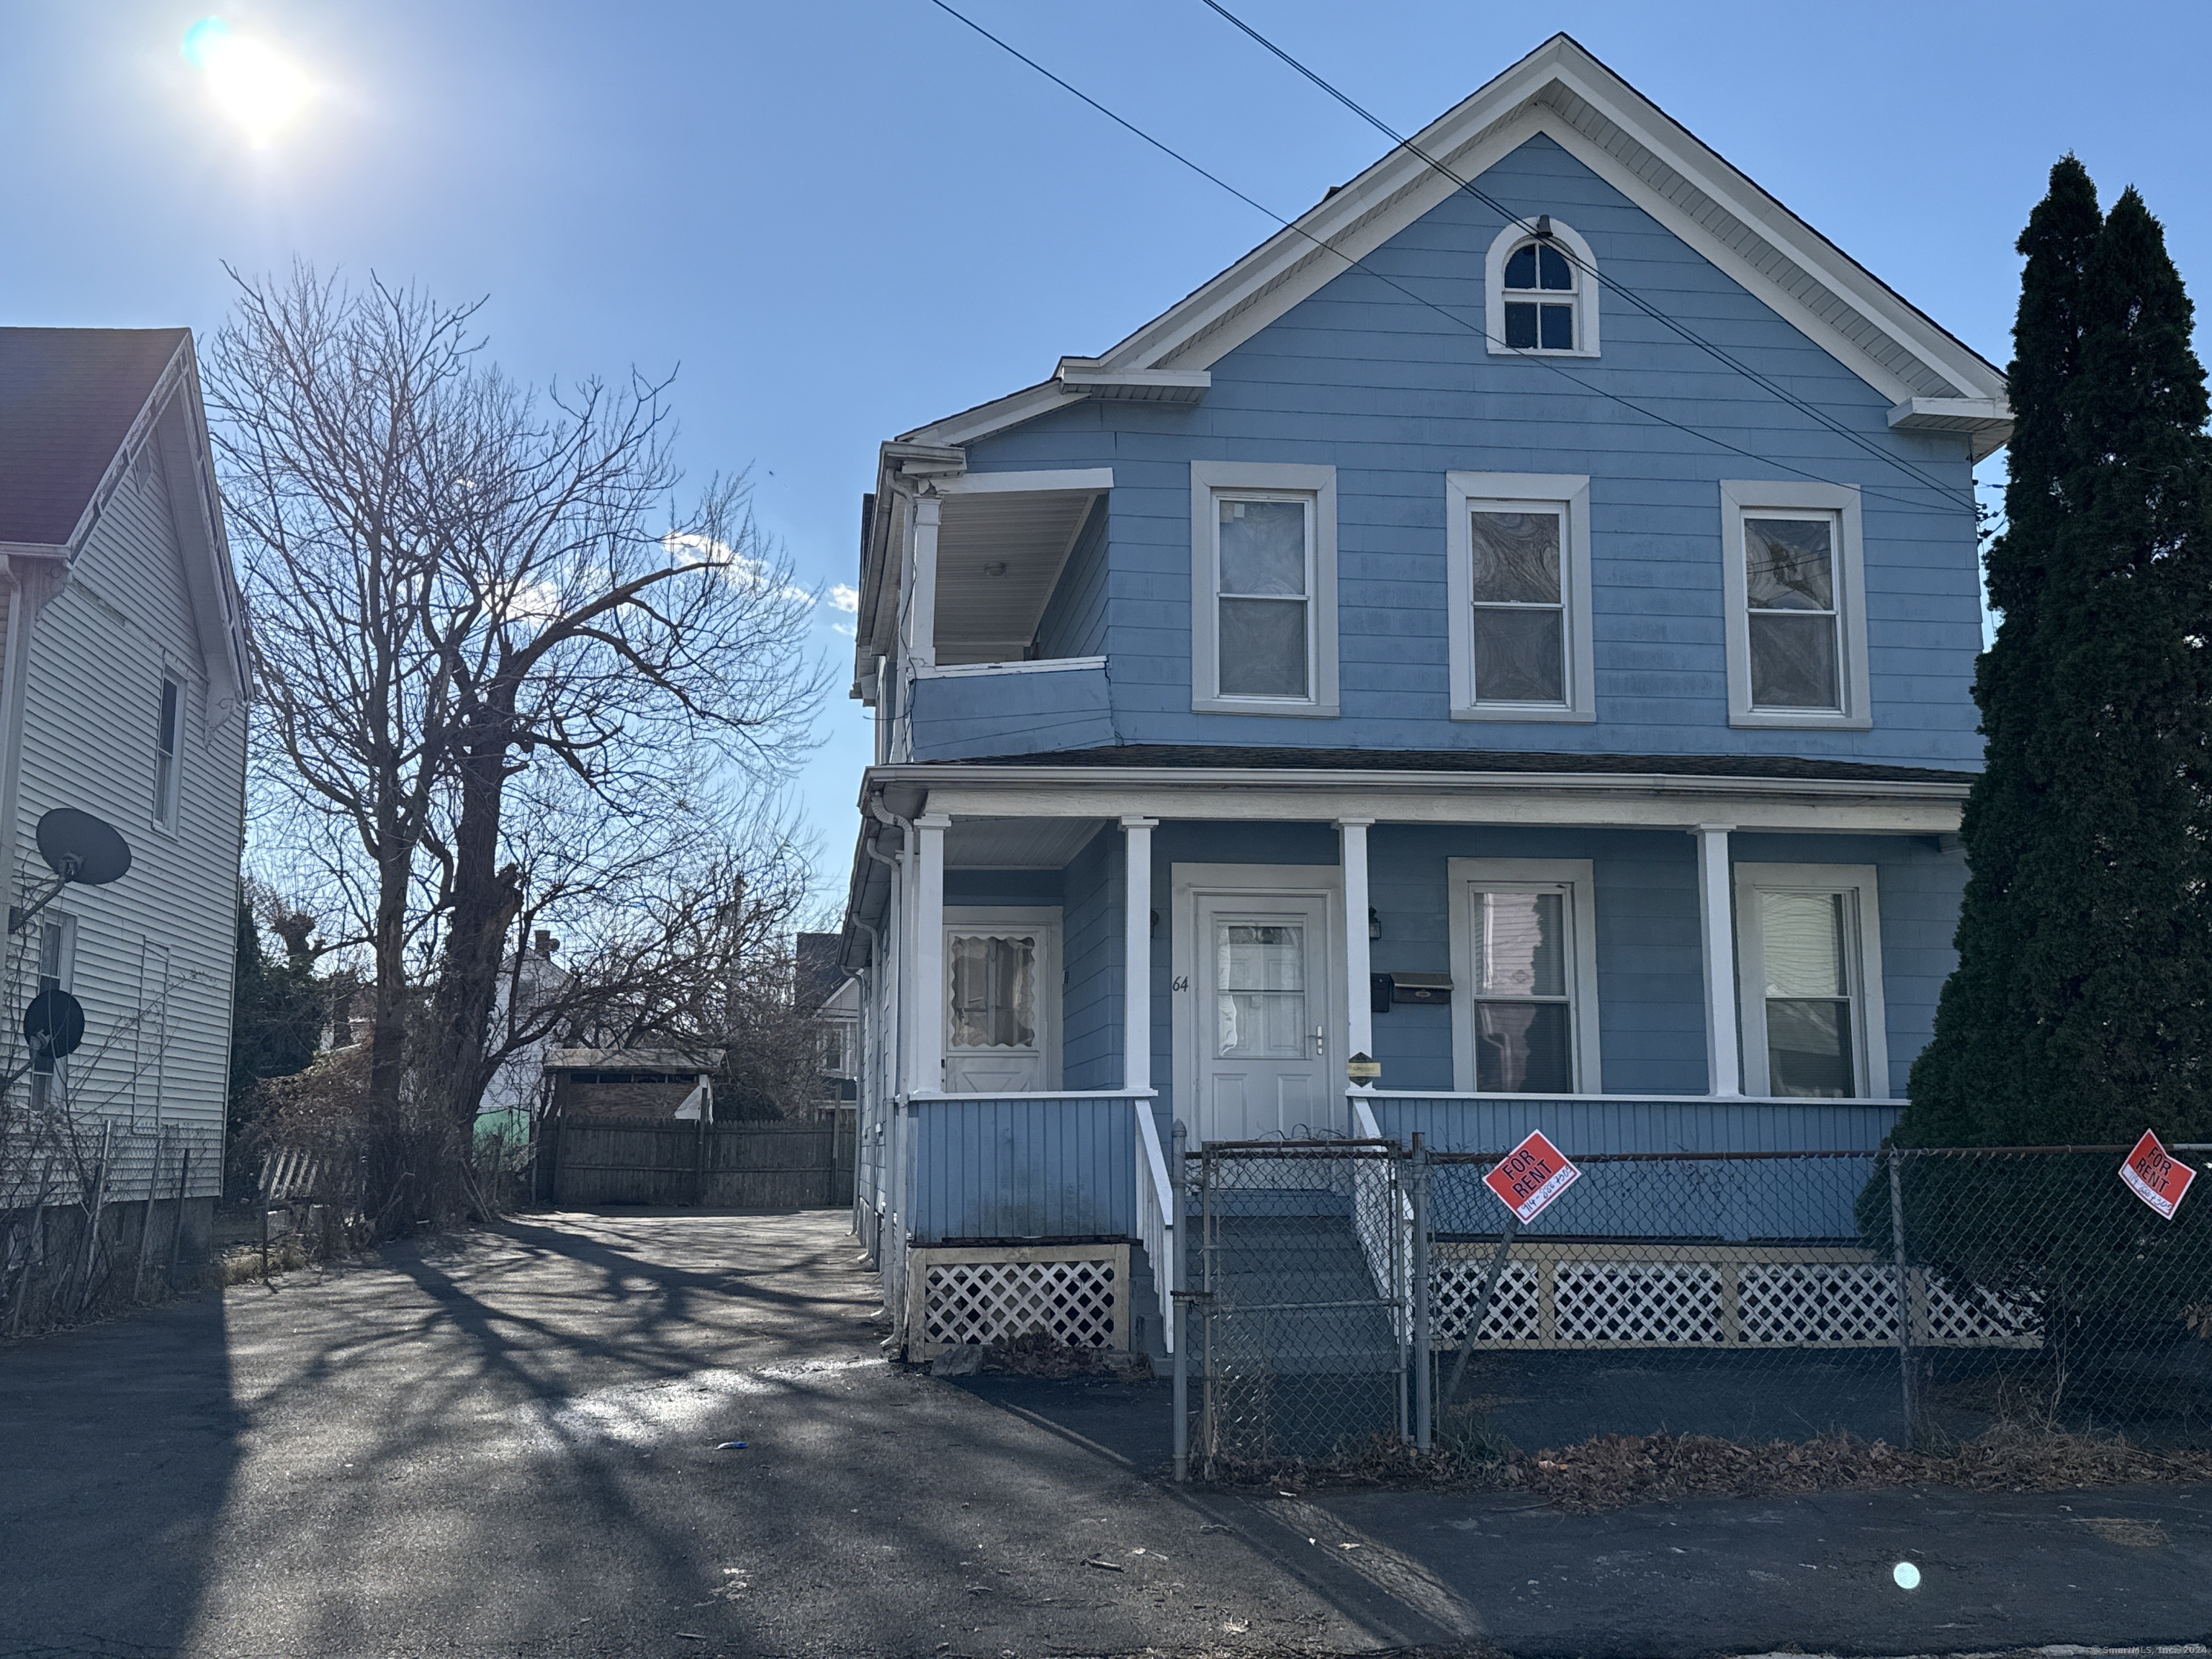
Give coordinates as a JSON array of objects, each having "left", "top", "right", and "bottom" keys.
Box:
[
  {"left": 945, "top": 817, "right": 1106, "bottom": 869},
  {"left": 935, "top": 488, "right": 1099, "bottom": 665}
]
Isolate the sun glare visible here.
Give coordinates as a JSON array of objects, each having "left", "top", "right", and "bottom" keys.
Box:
[{"left": 182, "top": 17, "right": 312, "bottom": 143}]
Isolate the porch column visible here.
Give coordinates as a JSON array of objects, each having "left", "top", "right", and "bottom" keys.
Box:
[
  {"left": 911, "top": 811, "right": 950, "bottom": 1094},
  {"left": 1121, "top": 817, "right": 1157, "bottom": 1094},
  {"left": 1339, "top": 818, "right": 1375, "bottom": 1087},
  {"left": 907, "top": 493, "right": 940, "bottom": 673},
  {"left": 1694, "top": 822, "right": 1742, "bottom": 1098}
]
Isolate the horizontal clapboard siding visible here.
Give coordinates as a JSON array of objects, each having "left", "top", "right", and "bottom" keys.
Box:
[
  {"left": 908, "top": 1095, "right": 1136, "bottom": 1243},
  {"left": 907, "top": 662, "right": 1114, "bottom": 761},
  {"left": 953, "top": 131, "right": 1982, "bottom": 773},
  {"left": 14, "top": 449, "right": 245, "bottom": 1200},
  {"left": 1369, "top": 1094, "right": 1901, "bottom": 1156}
]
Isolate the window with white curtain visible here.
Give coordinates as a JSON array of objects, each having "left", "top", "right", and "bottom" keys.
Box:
[{"left": 1448, "top": 858, "right": 1602, "bottom": 1094}]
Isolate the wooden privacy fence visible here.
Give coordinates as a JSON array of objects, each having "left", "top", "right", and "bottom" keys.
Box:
[{"left": 544, "top": 1115, "right": 855, "bottom": 1210}]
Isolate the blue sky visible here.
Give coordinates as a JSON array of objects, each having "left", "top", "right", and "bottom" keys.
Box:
[{"left": 6, "top": 1, "right": 2209, "bottom": 903}]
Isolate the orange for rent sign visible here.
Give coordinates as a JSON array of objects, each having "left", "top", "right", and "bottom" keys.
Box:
[
  {"left": 2121, "top": 1130, "right": 2196, "bottom": 1220},
  {"left": 1485, "top": 1130, "right": 1581, "bottom": 1224}
]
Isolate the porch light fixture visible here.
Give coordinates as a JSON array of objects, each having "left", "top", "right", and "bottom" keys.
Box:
[
  {"left": 1369, "top": 906, "right": 1382, "bottom": 940},
  {"left": 983, "top": 561, "right": 1008, "bottom": 577}
]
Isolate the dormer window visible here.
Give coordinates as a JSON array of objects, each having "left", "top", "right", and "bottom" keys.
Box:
[
  {"left": 1485, "top": 218, "right": 1599, "bottom": 358},
  {"left": 1501, "top": 239, "right": 1576, "bottom": 350}
]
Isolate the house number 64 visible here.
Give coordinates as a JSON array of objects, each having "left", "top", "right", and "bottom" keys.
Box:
[{"left": 1172, "top": 976, "right": 1190, "bottom": 992}]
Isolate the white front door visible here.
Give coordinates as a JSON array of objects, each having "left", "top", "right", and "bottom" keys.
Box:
[
  {"left": 942, "top": 909, "right": 1060, "bottom": 1093},
  {"left": 1192, "top": 891, "right": 1336, "bottom": 1143}
]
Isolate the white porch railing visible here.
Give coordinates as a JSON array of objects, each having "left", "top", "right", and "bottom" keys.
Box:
[{"left": 1135, "top": 1100, "right": 1176, "bottom": 1354}]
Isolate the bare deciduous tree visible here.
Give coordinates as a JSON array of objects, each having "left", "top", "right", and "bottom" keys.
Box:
[{"left": 211, "top": 264, "right": 826, "bottom": 1164}]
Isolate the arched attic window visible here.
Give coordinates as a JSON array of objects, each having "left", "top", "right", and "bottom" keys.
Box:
[{"left": 1485, "top": 218, "right": 1600, "bottom": 358}]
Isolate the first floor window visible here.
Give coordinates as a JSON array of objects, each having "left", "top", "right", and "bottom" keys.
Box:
[
  {"left": 1733, "top": 863, "right": 1890, "bottom": 1100},
  {"left": 1448, "top": 858, "right": 1601, "bottom": 1094}
]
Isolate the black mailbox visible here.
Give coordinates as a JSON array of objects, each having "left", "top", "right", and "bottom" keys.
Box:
[{"left": 1370, "top": 972, "right": 1452, "bottom": 1011}]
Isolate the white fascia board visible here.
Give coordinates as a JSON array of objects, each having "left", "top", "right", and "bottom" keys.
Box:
[
  {"left": 1053, "top": 364, "right": 1211, "bottom": 403},
  {"left": 930, "top": 468, "right": 1113, "bottom": 495},
  {"left": 874, "top": 760, "right": 1968, "bottom": 835},
  {"left": 1889, "top": 397, "right": 2015, "bottom": 462},
  {"left": 900, "top": 382, "right": 1087, "bottom": 449}
]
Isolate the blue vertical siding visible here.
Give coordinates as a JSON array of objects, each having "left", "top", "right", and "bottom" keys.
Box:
[
  {"left": 953, "top": 131, "right": 1983, "bottom": 773},
  {"left": 909, "top": 1096, "right": 1136, "bottom": 1241}
]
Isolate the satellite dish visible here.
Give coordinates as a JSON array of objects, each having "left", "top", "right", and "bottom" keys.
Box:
[
  {"left": 24, "top": 986, "right": 84, "bottom": 1064},
  {"left": 35, "top": 809, "right": 130, "bottom": 886}
]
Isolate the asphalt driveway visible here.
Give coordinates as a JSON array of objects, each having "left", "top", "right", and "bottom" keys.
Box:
[{"left": 5, "top": 1208, "right": 2212, "bottom": 1659}]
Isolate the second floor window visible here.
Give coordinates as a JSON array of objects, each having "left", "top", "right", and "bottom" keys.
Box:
[
  {"left": 153, "top": 674, "right": 182, "bottom": 832},
  {"left": 1447, "top": 472, "right": 1594, "bottom": 722},
  {"left": 1190, "top": 461, "right": 1339, "bottom": 716},
  {"left": 1744, "top": 514, "right": 1841, "bottom": 711},
  {"left": 1721, "top": 482, "right": 1870, "bottom": 729},
  {"left": 1215, "top": 495, "right": 1312, "bottom": 699}
]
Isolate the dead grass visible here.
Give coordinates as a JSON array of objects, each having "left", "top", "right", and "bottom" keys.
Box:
[
  {"left": 981, "top": 1329, "right": 1154, "bottom": 1380},
  {"left": 1206, "top": 1424, "right": 2212, "bottom": 1513}
]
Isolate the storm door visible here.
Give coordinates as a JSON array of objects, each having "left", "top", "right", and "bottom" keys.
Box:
[
  {"left": 1192, "top": 891, "right": 1335, "bottom": 1144},
  {"left": 941, "top": 909, "right": 1060, "bottom": 1094}
]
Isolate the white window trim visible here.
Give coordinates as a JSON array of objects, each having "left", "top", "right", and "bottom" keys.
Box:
[
  {"left": 1190, "top": 460, "right": 1339, "bottom": 717},
  {"left": 1447, "top": 858, "right": 1603, "bottom": 1094},
  {"left": 1446, "top": 472, "right": 1596, "bottom": 723},
  {"left": 1720, "top": 481, "right": 1873, "bottom": 730},
  {"left": 942, "top": 905, "right": 1063, "bottom": 1090},
  {"left": 1732, "top": 862, "right": 1892, "bottom": 1100},
  {"left": 1485, "top": 219, "right": 1601, "bottom": 358}
]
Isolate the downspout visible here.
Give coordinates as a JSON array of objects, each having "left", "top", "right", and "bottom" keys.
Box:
[
  {"left": 868, "top": 797, "right": 917, "bottom": 1310},
  {"left": 0, "top": 554, "right": 42, "bottom": 1071}
]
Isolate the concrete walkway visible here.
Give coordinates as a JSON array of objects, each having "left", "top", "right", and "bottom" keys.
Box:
[{"left": 3, "top": 1209, "right": 2211, "bottom": 1658}]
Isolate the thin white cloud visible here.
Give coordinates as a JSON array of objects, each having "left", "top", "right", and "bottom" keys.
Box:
[
  {"left": 662, "top": 531, "right": 812, "bottom": 604},
  {"left": 829, "top": 583, "right": 860, "bottom": 613},
  {"left": 831, "top": 621, "right": 855, "bottom": 638}
]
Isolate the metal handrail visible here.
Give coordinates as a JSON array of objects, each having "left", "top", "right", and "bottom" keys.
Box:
[{"left": 1136, "top": 1102, "right": 1176, "bottom": 1354}]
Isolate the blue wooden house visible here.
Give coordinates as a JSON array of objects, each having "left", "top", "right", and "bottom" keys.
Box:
[{"left": 835, "top": 36, "right": 2009, "bottom": 1359}]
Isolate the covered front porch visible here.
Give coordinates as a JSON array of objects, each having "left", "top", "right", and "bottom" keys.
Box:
[{"left": 843, "top": 758, "right": 1966, "bottom": 1354}]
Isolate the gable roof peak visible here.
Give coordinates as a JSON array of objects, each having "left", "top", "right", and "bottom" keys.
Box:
[{"left": 903, "top": 32, "right": 2007, "bottom": 452}]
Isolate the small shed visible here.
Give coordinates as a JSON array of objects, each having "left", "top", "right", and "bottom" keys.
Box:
[{"left": 545, "top": 1048, "right": 724, "bottom": 1123}]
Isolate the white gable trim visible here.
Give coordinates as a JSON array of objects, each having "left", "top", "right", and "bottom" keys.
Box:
[{"left": 901, "top": 35, "right": 2007, "bottom": 452}]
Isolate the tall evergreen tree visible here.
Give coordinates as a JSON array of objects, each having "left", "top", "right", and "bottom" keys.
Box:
[{"left": 1899, "top": 164, "right": 2212, "bottom": 1145}]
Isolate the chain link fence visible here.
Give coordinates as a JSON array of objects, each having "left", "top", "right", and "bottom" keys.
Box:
[{"left": 1177, "top": 1139, "right": 2212, "bottom": 1478}]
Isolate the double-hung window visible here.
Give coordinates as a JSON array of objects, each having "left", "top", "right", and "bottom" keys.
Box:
[
  {"left": 1732, "top": 863, "right": 1891, "bottom": 1099},
  {"left": 1447, "top": 472, "right": 1594, "bottom": 721},
  {"left": 1190, "top": 461, "right": 1338, "bottom": 716},
  {"left": 1447, "top": 858, "right": 1602, "bottom": 1094},
  {"left": 1720, "top": 482, "right": 1871, "bottom": 728},
  {"left": 153, "top": 672, "right": 184, "bottom": 832}
]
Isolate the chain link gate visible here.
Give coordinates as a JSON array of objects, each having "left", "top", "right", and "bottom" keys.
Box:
[{"left": 1183, "top": 1138, "right": 1411, "bottom": 1476}]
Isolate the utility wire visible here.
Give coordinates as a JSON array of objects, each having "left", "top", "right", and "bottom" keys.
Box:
[
  {"left": 1195, "top": 0, "right": 1979, "bottom": 511},
  {"left": 920, "top": 0, "right": 1964, "bottom": 516}
]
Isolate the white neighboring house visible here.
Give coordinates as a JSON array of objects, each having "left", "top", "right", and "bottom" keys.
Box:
[{"left": 0, "top": 328, "right": 248, "bottom": 1231}]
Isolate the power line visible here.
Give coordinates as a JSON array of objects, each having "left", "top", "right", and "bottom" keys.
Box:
[
  {"left": 920, "top": 0, "right": 1969, "bottom": 516},
  {"left": 1193, "top": 0, "right": 1977, "bottom": 511},
  {"left": 1197, "top": 4, "right": 1985, "bottom": 508}
]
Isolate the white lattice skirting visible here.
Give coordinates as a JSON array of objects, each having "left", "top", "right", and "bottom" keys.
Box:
[
  {"left": 1431, "top": 1243, "right": 2040, "bottom": 1349},
  {"left": 907, "top": 1243, "right": 1128, "bottom": 1358}
]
